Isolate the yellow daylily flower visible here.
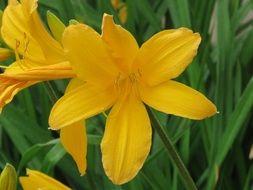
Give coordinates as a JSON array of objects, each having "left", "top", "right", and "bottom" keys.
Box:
[
  {"left": 0, "top": 0, "right": 86, "bottom": 175},
  {"left": 111, "top": 0, "right": 127, "bottom": 24},
  {"left": 49, "top": 14, "right": 217, "bottom": 184},
  {"left": 20, "top": 169, "right": 71, "bottom": 190},
  {"left": 0, "top": 0, "right": 75, "bottom": 111}
]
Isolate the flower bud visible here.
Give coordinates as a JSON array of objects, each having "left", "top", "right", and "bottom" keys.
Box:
[
  {"left": 0, "top": 48, "right": 12, "bottom": 61},
  {"left": 0, "top": 163, "right": 17, "bottom": 190},
  {"left": 47, "top": 11, "right": 65, "bottom": 42}
]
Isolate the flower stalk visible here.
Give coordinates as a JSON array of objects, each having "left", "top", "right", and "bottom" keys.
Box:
[
  {"left": 43, "top": 81, "right": 58, "bottom": 104},
  {"left": 147, "top": 107, "right": 198, "bottom": 190}
]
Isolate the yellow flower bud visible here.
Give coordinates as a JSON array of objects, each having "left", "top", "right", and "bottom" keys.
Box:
[
  {"left": 0, "top": 48, "right": 12, "bottom": 61},
  {"left": 111, "top": 0, "right": 119, "bottom": 9},
  {"left": 46, "top": 11, "right": 66, "bottom": 43},
  {"left": 0, "top": 164, "right": 17, "bottom": 190}
]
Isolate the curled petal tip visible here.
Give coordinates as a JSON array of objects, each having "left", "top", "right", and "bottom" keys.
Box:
[
  {"left": 80, "top": 171, "right": 86, "bottom": 176},
  {"left": 48, "top": 126, "right": 57, "bottom": 131},
  {"left": 103, "top": 13, "right": 112, "bottom": 18}
]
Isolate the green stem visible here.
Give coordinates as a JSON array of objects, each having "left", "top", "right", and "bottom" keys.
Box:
[
  {"left": 147, "top": 107, "right": 198, "bottom": 190},
  {"left": 43, "top": 81, "right": 58, "bottom": 104},
  {"left": 86, "top": 170, "right": 98, "bottom": 190}
]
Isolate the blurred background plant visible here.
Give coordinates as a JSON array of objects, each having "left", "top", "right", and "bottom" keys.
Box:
[{"left": 0, "top": 0, "right": 252, "bottom": 189}]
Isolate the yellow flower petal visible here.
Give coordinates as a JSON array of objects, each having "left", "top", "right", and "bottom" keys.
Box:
[
  {"left": 135, "top": 28, "right": 201, "bottom": 86},
  {"left": 0, "top": 79, "right": 36, "bottom": 112},
  {"left": 49, "top": 83, "right": 117, "bottom": 130},
  {"left": 3, "top": 61, "right": 24, "bottom": 74},
  {"left": 60, "top": 121, "right": 87, "bottom": 175},
  {"left": 20, "top": 169, "right": 70, "bottom": 190},
  {"left": 65, "top": 78, "right": 84, "bottom": 92},
  {"left": 59, "top": 78, "right": 87, "bottom": 175},
  {"left": 2, "top": 62, "right": 75, "bottom": 80},
  {"left": 21, "top": 0, "right": 63, "bottom": 61},
  {"left": 1, "top": 0, "right": 64, "bottom": 65},
  {"left": 101, "top": 14, "right": 138, "bottom": 73},
  {"left": 1, "top": 3, "right": 44, "bottom": 64},
  {"left": 0, "top": 62, "right": 75, "bottom": 111},
  {"left": 101, "top": 91, "right": 151, "bottom": 184},
  {"left": 139, "top": 80, "right": 217, "bottom": 120},
  {"left": 20, "top": 0, "right": 37, "bottom": 16},
  {"left": 8, "top": 0, "right": 19, "bottom": 6},
  {"left": 29, "top": 11, "right": 65, "bottom": 62},
  {"left": 62, "top": 24, "right": 119, "bottom": 86}
]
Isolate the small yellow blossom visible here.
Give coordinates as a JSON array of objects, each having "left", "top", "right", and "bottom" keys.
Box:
[
  {"left": 49, "top": 14, "right": 217, "bottom": 184},
  {"left": 20, "top": 169, "right": 70, "bottom": 190},
  {"left": 0, "top": 0, "right": 75, "bottom": 111},
  {"left": 0, "top": 0, "right": 86, "bottom": 175}
]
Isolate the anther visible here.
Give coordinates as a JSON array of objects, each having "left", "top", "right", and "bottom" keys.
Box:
[
  {"left": 114, "top": 73, "right": 121, "bottom": 86},
  {"left": 128, "top": 73, "right": 137, "bottom": 83},
  {"left": 23, "top": 32, "right": 27, "bottom": 39},
  {"left": 15, "top": 40, "right": 20, "bottom": 49},
  {"left": 22, "top": 40, "right": 30, "bottom": 59},
  {"left": 137, "top": 69, "right": 142, "bottom": 77}
]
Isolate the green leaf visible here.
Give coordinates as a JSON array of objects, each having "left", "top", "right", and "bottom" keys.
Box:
[
  {"left": 41, "top": 142, "right": 66, "bottom": 174},
  {"left": 135, "top": 0, "right": 161, "bottom": 31},
  {"left": 17, "top": 139, "right": 59, "bottom": 175},
  {"left": 217, "top": 76, "right": 253, "bottom": 165}
]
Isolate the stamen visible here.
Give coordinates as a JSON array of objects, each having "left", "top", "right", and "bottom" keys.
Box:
[
  {"left": 114, "top": 72, "right": 127, "bottom": 96},
  {"left": 22, "top": 32, "right": 30, "bottom": 60},
  {"left": 23, "top": 32, "right": 27, "bottom": 39},
  {"left": 14, "top": 32, "right": 31, "bottom": 70},
  {"left": 102, "top": 112, "right": 108, "bottom": 118},
  {"left": 0, "top": 65, "right": 10, "bottom": 69},
  {"left": 114, "top": 72, "right": 141, "bottom": 97},
  {"left": 15, "top": 40, "right": 25, "bottom": 71},
  {"left": 23, "top": 40, "right": 30, "bottom": 59},
  {"left": 16, "top": 40, "right": 20, "bottom": 49},
  {"left": 137, "top": 68, "right": 142, "bottom": 77},
  {"left": 114, "top": 72, "right": 121, "bottom": 87},
  {"left": 128, "top": 73, "right": 137, "bottom": 83}
]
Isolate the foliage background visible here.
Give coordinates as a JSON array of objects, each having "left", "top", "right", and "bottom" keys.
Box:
[{"left": 0, "top": 0, "right": 253, "bottom": 189}]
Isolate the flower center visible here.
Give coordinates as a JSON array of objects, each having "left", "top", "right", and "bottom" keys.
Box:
[
  {"left": 128, "top": 73, "right": 138, "bottom": 83},
  {"left": 114, "top": 69, "right": 142, "bottom": 96}
]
